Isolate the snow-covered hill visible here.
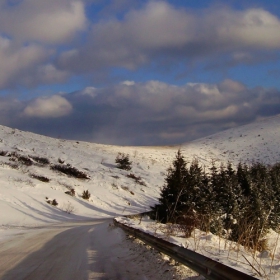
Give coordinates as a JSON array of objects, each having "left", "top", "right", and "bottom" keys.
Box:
[
  {"left": 181, "top": 114, "right": 280, "bottom": 166},
  {"left": 0, "top": 115, "right": 279, "bottom": 230}
]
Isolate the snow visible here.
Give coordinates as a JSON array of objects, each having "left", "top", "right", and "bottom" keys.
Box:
[
  {"left": 116, "top": 216, "right": 280, "bottom": 280},
  {"left": 0, "top": 115, "right": 280, "bottom": 278}
]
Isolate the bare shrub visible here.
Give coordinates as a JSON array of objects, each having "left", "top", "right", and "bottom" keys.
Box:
[
  {"left": 234, "top": 213, "right": 269, "bottom": 252},
  {"left": 58, "top": 181, "right": 72, "bottom": 190},
  {"left": 126, "top": 173, "right": 147, "bottom": 186},
  {"left": 162, "top": 223, "right": 176, "bottom": 240},
  {"left": 51, "top": 164, "right": 90, "bottom": 179},
  {"left": 121, "top": 186, "right": 129, "bottom": 191},
  {"left": 120, "top": 186, "right": 135, "bottom": 195},
  {"left": 82, "top": 190, "right": 91, "bottom": 200},
  {"left": 126, "top": 173, "right": 140, "bottom": 180},
  {"left": 30, "top": 174, "right": 50, "bottom": 182},
  {"left": 133, "top": 150, "right": 138, "bottom": 158},
  {"left": 63, "top": 202, "right": 75, "bottom": 214},
  {"left": 5, "top": 162, "right": 19, "bottom": 169},
  {"left": 13, "top": 177, "right": 35, "bottom": 187},
  {"left": 176, "top": 211, "right": 199, "bottom": 238}
]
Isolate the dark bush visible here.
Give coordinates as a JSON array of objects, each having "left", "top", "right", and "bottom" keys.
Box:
[
  {"left": 6, "top": 162, "right": 19, "bottom": 169},
  {"left": 29, "top": 155, "right": 50, "bottom": 165},
  {"left": 65, "top": 188, "right": 75, "bottom": 196},
  {"left": 30, "top": 174, "right": 50, "bottom": 182},
  {"left": 115, "top": 153, "right": 132, "bottom": 170},
  {"left": 0, "top": 150, "right": 8, "bottom": 156},
  {"left": 7, "top": 152, "right": 33, "bottom": 166},
  {"left": 82, "top": 190, "right": 91, "bottom": 200},
  {"left": 126, "top": 173, "right": 140, "bottom": 180},
  {"left": 52, "top": 199, "right": 58, "bottom": 206},
  {"left": 126, "top": 173, "right": 146, "bottom": 186},
  {"left": 46, "top": 199, "right": 58, "bottom": 206},
  {"left": 51, "top": 164, "right": 90, "bottom": 179},
  {"left": 18, "top": 156, "right": 33, "bottom": 166},
  {"left": 7, "top": 151, "right": 19, "bottom": 157}
]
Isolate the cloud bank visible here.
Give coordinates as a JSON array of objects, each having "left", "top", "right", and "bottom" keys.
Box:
[
  {"left": 58, "top": 2, "right": 280, "bottom": 73},
  {"left": 0, "top": 0, "right": 86, "bottom": 44},
  {"left": 1, "top": 80, "right": 280, "bottom": 145},
  {"left": 0, "top": 1, "right": 280, "bottom": 145},
  {"left": 0, "top": 1, "right": 279, "bottom": 91}
]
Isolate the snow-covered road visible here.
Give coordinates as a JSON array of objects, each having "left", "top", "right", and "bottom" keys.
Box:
[{"left": 0, "top": 219, "right": 198, "bottom": 280}]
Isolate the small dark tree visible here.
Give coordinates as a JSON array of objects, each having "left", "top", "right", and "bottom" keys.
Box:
[
  {"left": 82, "top": 190, "right": 91, "bottom": 200},
  {"left": 115, "top": 153, "right": 132, "bottom": 170},
  {"left": 51, "top": 199, "right": 58, "bottom": 206}
]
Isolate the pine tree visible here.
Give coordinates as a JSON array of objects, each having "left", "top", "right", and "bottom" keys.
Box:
[
  {"left": 269, "top": 163, "right": 280, "bottom": 227},
  {"left": 152, "top": 150, "right": 189, "bottom": 223},
  {"left": 184, "top": 158, "right": 204, "bottom": 213},
  {"left": 115, "top": 153, "right": 132, "bottom": 170},
  {"left": 223, "top": 162, "right": 241, "bottom": 233}
]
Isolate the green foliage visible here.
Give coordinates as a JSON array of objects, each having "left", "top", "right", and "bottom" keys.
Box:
[{"left": 115, "top": 153, "right": 132, "bottom": 170}]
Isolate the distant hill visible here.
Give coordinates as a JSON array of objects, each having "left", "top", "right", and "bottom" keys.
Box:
[{"left": 181, "top": 114, "right": 280, "bottom": 166}]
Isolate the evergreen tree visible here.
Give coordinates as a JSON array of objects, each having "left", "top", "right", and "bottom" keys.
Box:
[
  {"left": 152, "top": 150, "right": 189, "bottom": 223},
  {"left": 223, "top": 162, "right": 242, "bottom": 234},
  {"left": 208, "top": 160, "right": 220, "bottom": 216},
  {"left": 237, "top": 162, "right": 251, "bottom": 197},
  {"left": 115, "top": 153, "right": 132, "bottom": 170},
  {"left": 183, "top": 158, "right": 204, "bottom": 212},
  {"left": 269, "top": 163, "right": 280, "bottom": 227},
  {"left": 247, "top": 162, "right": 273, "bottom": 245}
]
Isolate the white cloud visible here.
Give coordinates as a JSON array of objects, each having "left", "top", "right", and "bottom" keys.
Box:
[
  {"left": 0, "top": 0, "right": 86, "bottom": 44},
  {"left": 58, "top": 2, "right": 280, "bottom": 73},
  {"left": 217, "top": 8, "right": 280, "bottom": 49},
  {"left": 23, "top": 95, "right": 72, "bottom": 118},
  {"left": 121, "top": 81, "right": 135, "bottom": 86}
]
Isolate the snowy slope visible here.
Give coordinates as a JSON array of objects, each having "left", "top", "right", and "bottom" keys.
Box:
[
  {"left": 0, "top": 115, "right": 279, "bottom": 229},
  {"left": 181, "top": 115, "right": 280, "bottom": 166}
]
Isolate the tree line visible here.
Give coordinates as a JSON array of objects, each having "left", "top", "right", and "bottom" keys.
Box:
[{"left": 152, "top": 150, "right": 280, "bottom": 250}]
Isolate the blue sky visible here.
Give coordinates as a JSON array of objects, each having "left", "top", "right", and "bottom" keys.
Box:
[{"left": 0, "top": 0, "right": 280, "bottom": 145}]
